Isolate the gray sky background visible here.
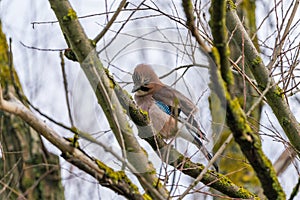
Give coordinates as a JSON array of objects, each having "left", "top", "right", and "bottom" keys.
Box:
[{"left": 1, "top": 0, "right": 299, "bottom": 199}]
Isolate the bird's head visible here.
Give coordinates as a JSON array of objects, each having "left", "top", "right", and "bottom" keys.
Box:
[{"left": 132, "top": 64, "right": 163, "bottom": 96}]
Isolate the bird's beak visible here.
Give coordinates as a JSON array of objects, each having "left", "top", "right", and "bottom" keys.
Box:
[{"left": 132, "top": 84, "right": 141, "bottom": 93}]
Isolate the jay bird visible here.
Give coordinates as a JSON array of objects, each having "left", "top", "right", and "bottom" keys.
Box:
[{"left": 132, "top": 64, "right": 218, "bottom": 171}]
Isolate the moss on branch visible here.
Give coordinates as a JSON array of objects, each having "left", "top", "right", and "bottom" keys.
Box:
[{"left": 209, "top": 0, "right": 285, "bottom": 199}]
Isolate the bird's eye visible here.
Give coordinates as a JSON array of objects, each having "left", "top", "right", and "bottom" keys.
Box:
[{"left": 140, "top": 86, "right": 150, "bottom": 92}]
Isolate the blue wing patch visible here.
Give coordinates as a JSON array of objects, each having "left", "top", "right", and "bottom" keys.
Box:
[{"left": 155, "top": 100, "right": 171, "bottom": 115}]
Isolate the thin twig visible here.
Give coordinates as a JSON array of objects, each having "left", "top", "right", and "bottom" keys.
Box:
[
  {"left": 59, "top": 52, "right": 74, "bottom": 126},
  {"left": 97, "top": 1, "right": 147, "bottom": 55},
  {"left": 289, "top": 176, "right": 300, "bottom": 200},
  {"left": 159, "top": 64, "right": 208, "bottom": 80},
  {"left": 178, "top": 134, "right": 233, "bottom": 199},
  {"left": 20, "top": 41, "right": 65, "bottom": 52},
  {"left": 229, "top": 58, "right": 265, "bottom": 102},
  {"left": 31, "top": 8, "right": 149, "bottom": 27},
  {"left": 241, "top": 17, "right": 246, "bottom": 110},
  {"left": 267, "top": 0, "right": 300, "bottom": 69},
  {"left": 182, "top": 0, "right": 211, "bottom": 53},
  {"left": 0, "top": 85, "right": 164, "bottom": 200},
  {"left": 93, "top": 0, "right": 127, "bottom": 44},
  {"left": 246, "top": 78, "right": 271, "bottom": 116}
]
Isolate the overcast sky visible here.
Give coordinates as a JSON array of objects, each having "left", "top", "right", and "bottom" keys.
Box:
[{"left": 1, "top": 0, "right": 299, "bottom": 199}]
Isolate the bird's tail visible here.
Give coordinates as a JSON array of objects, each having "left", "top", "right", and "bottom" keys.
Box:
[
  {"left": 192, "top": 134, "right": 219, "bottom": 172},
  {"left": 177, "top": 123, "right": 218, "bottom": 171},
  {"left": 178, "top": 116, "right": 209, "bottom": 142},
  {"left": 194, "top": 138, "right": 219, "bottom": 172}
]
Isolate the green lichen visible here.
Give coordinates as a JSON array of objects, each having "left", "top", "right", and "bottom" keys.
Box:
[
  {"left": 226, "top": 0, "right": 237, "bottom": 10},
  {"left": 118, "top": 171, "right": 139, "bottom": 193},
  {"left": 127, "top": 147, "right": 135, "bottom": 152},
  {"left": 90, "top": 39, "right": 96, "bottom": 47},
  {"left": 0, "top": 27, "right": 23, "bottom": 89},
  {"left": 0, "top": 63, "right": 10, "bottom": 86},
  {"left": 111, "top": 104, "right": 116, "bottom": 111},
  {"left": 95, "top": 159, "right": 140, "bottom": 193},
  {"left": 251, "top": 56, "right": 262, "bottom": 67},
  {"left": 95, "top": 159, "right": 118, "bottom": 181},
  {"left": 139, "top": 108, "right": 148, "bottom": 116},
  {"left": 144, "top": 161, "right": 156, "bottom": 175},
  {"left": 224, "top": 64, "right": 234, "bottom": 86},
  {"left": 142, "top": 193, "right": 152, "bottom": 200},
  {"left": 227, "top": 97, "right": 285, "bottom": 199},
  {"left": 211, "top": 47, "right": 221, "bottom": 67},
  {"left": 104, "top": 67, "right": 116, "bottom": 89},
  {"left": 147, "top": 169, "right": 157, "bottom": 175},
  {"left": 64, "top": 135, "right": 80, "bottom": 148},
  {"left": 229, "top": 99, "right": 244, "bottom": 123},
  {"left": 22, "top": 176, "right": 34, "bottom": 188},
  {"left": 274, "top": 86, "right": 284, "bottom": 98},
  {"left": 152, "top": 177, "right": 164, "bottom": 190},
  {"left": 217, "top": 175, "right": 234, "bottom": 186},
  {"left": 214, "top": 175, "right": 258, "bottom": 199},
  {"left": 124, "top": 122, "right": 133, "bottom": 134},
  {"left": 63, "top": 9, "right": 77, "bottom": 21},
  {"left": 128, "top": 104, "right": 149, "bottom": 126},
  {"left": 260, "top": 153, "right": 286, "bottom": 199},
  {"left": 109, "top": 80, "right": 115, "bottom": 89},
  {"left": 237, "top": 187, "right": 259, "bottom": 199},
  {"left": 253, "top": 137, "right": 262, "bottom": 149}
]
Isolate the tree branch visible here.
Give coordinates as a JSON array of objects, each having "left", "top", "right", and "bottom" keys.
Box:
[
  {"left": 93, "top": 0, "right": 127, "bottom": 44},
  {"left": 209, "top": 1, "right": 285, "bottom": 199},
  {"left": 0, "top": 86, "right": 144, "bottom": 200},
  {"left": 114, "top": 78, "right": 258, "bottom": 199},
  {"left": 181, "top": 0, "right": 211, "bottom": 52},
  {"left": 226, "top": 1, "right": 300, "bottom": 155},
  {"left": 48, "top": 0, "right": 265, "bottom": 198},
  {"left": 48, "top": 0, "right": 169, "bottom": 199}
]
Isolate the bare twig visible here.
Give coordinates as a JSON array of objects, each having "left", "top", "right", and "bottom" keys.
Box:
[
  {"left": 0, "top": 85, "right": 144, "bottom": 200},
  {"left": 20, "top": 41, "right": 65, "bottom": 52},
  {"left": 178, "top": 134, "right": 233, "bottom": 199},
  {"left": 97, "top": 1, "right": 145, "bottom": 55},
  {"left": 59, "top": 51, "right": 74, "bottom": 126},
  {"left": 289, "top": 176, "right": 300, "bottom": 200},
  {"left": 159, "top": 64, "right": 208, "bottom": 80},
  {"left": 226, "top": 4, "right": 300, "bottom": 155},
  {"left": 49, "top": 0, "right": 169, "bottom": 198},
  {"left": 274, "top": 146, "right": 297, "bottom": 176},
  {"left": 267, "top": 0, "right": 300, "bottom": 69},
  {"left": 182, "top": 0, "right": 211, "bottom": 53},
  {"left": 93, "top": 0, "right": 127, "bottom": 44}
]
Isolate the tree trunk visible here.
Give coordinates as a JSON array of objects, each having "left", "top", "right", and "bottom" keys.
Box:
[{"left": 0, "top": 23, "right": 65, "bottom": 200}]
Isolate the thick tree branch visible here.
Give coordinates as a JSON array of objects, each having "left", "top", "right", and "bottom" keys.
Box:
[
  {"left": 48, "top": 0, "right": 265, "bottom": 198},
  {"left": 209, "top": 1, "right": 285, "bottom": 199},
  {"left": 0, "top": 25, "right": 64, "bottom": 199},
  {"left": 0, "top": 87, "right": 144, "bottom": 200},
  {"left": 48, "top": 0, "right": 169, "bottom": 199},
  {"left": 54, "top": 0, "right": 257, "bottom": 197},
  {"left": 226, "top": 1, "right": 300, "bottom": 154},
  {"left": 114, "top": 79, "right": 257, "bottom": 199}
]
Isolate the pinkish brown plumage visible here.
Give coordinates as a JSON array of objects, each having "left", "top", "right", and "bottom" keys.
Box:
[{"left": 132, "top": 64, "right": 218, "bottom": 171}]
